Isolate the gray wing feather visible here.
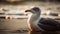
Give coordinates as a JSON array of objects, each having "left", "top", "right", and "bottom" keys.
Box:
[{"left": 38, "top": 18, "right": 60, "bottom": 31}]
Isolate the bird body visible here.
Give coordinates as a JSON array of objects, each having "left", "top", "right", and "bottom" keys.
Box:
[{"left": 25, "top": 7, "right": 60, "bottom": 32}]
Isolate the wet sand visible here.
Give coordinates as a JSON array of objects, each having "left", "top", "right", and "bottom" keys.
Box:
[
  {"left": 28, "top": 31, "right": 60, "bottom": 34},
  {"left": 0, "top": 18, "right": 60, "bottom": 34},
  {"left": 0, "top": 31, "right": 60, "bottom": 34}
]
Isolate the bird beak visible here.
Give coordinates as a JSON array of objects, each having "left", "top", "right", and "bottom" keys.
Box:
[{"left": 25, "top": 10, "right": 31, "bottom": 12}]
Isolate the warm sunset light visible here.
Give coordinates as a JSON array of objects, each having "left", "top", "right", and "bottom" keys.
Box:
[{"left": 0, "top": 0, "right": 60, "bottom": 34}]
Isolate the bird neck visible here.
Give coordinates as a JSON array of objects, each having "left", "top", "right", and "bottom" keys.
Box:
[{"left": 28, "top": 13, "right": 40, "bottom": 23}]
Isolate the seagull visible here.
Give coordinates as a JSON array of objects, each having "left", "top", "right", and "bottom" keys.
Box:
[{"left": 24, "top": 7, "right": 60, "bottom": 32}]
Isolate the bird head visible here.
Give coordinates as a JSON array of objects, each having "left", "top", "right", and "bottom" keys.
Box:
[{"left": 25, "top": 7, "right": 41, "bottom": 14}]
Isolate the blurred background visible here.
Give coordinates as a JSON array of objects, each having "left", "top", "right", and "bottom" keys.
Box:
[{"left": 0, "top": 0, "right": 60, "bottom": 32}]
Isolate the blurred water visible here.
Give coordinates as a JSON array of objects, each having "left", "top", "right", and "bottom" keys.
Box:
[{"left": 0, "top": 19, "right": 28, "bottom": 31}]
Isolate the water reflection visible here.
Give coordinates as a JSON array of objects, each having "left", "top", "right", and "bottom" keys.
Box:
[{"left": 28, "top": 31, "right": 60, "bottom": 34}]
